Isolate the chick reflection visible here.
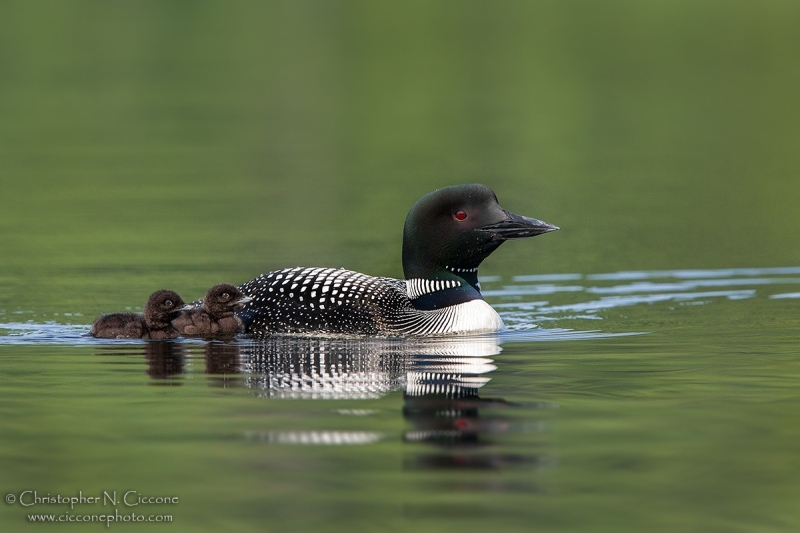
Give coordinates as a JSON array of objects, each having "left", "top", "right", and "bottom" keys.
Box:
[
  {"left": 144, "top": 341, "right": 186, "bottom": 382},
  {"left": 204, "top": 340, "right": 242, "bottom": 387},
  {"left": 93, "top": 341, "right": 186, "bottom": 382}
]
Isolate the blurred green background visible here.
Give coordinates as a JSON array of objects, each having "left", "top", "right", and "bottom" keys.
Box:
[{"left": 1, "top": 0, "right": 799, "bottom": 318}]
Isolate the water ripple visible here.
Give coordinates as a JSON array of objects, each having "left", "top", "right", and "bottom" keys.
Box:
[
  {"left": 586, "top": 277, "right": 800, "bottom": 294},
  {"left": 485, "top": 266, "right": 800, "bottom": 327},
  {"left": 587, "top": 266, "right": 800, "bottom": 281}
]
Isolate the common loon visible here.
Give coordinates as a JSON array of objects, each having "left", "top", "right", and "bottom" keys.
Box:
[
  {"left": 172, "top": 284, "right": 251, "bottom": 337},
  {"left": 238, "top": 184, "right": 558, "bottom": 337},
  {"left": 91, "top": 290, "right": 186, "bottom": 339}
]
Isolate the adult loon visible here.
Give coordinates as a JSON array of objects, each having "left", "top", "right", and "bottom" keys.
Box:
[
  {"left": 172, "top": 284, "right": 251, "bottom": 338},
  {"left": 238, "top": 184, "right": 558, "bottom": 337},
  {"left": 91, "top": 290, "right": 186, "bottom": 339}
]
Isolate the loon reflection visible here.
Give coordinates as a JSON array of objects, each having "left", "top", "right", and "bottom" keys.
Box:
[
  {"left": 238, "top": 337, "right": 543, "bottom": 472},
  {"left": 239, "top": 337, "right": 408, "bottom": 399},
  {"left": 133, "top": 335, "right": 546, "bottom": 472},
  {"left": 229, "top": 336, "right": 499, "bottom": 399}
]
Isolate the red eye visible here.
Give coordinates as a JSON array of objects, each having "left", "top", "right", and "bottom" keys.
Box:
[{"left": 454, "top": 210, "right": 467, "bottom": 221}]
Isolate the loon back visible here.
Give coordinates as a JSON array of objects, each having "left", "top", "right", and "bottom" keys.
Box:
[
  {"left": 237, "top": 267, "right": 504, "bottom": 337},
  {"left": 238, "top": 184, "right": 557, "bottom": 337}
]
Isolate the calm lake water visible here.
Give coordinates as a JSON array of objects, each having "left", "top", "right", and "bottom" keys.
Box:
[{"left": 2, "top": 1, "right": 800, "bottom": 532}]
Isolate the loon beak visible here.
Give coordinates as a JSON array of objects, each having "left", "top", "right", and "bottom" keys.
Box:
[
  {"left": 235, "top": 296, "right": 252, "bottom": 308},
  {"left": 481, "top": 210, "right": 560, "bottom": 240},
  {"left": 179, "top": 303, "right": 196, "bottom": 311}
]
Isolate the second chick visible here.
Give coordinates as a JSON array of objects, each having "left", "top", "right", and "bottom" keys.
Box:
[{"left": 172, "top": 284, "right": 251, "bottom": 338}]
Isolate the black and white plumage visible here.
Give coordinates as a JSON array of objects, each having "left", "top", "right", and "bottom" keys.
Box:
[
  {"left": 405, "top": 278, "right": 463, "bottom": 300},
  {"left": 238, "top": 267, "right": 501, "bottom": 337},
  {"left": 238, "top": 184, "right": 558, "bottom": 337}
]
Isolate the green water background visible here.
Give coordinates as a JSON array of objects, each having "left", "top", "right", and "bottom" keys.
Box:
[
  {"left": 1, "top": 1, "right": 800, "bottom": 532},
  {"left": 2, "top": 0, "right": 799, "bottom": 316}
]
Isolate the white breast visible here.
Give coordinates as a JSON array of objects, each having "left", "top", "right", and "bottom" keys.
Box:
[
  {"left": 445, "top": 299, "right": 505, "bottom": 334},
  {"left": 393, "top": 298, "right": 504, "bottom": 336}
]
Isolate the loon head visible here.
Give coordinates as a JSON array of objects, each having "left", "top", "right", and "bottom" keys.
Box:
[
  {"left": 402, "top": 184, "right": 558, "bottom": 301},
  {"left": 144, "top": 290, "right": 187, "bottom": 327}
]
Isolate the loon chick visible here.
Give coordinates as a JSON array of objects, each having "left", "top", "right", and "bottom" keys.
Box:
[
  {"left": 91, "top": 290, "right": 186, "bottom": 339},
  {"left": 171, "top": 284, "right": 251, "bottom": 337},
  {"left": 238, "top": 184, "right": 558, "bottom": 336}
]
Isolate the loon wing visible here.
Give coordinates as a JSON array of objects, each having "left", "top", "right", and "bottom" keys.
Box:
[
  {"left": 237, "top": 267, "right": 502, "bottom": 337},
  {"left": 237, "top": 267, "right": 410, "bottom": 336}
]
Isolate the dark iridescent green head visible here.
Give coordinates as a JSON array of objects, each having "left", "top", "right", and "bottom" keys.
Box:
[{"left": 402, "top": 184, "right": 558, "bottom": 281}]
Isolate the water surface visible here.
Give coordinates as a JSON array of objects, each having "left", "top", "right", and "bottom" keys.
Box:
[{"left": 2, "top": 269, "right": 800, "bottom": 531}]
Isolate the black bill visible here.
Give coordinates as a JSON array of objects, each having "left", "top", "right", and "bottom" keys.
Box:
[{"left": 480, "top": 210, "right": 560, "bottom": 239}]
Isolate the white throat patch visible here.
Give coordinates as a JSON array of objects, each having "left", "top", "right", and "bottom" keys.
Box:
[{"left": 405, "top": 278, "right": 462, "bottom": 300}]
